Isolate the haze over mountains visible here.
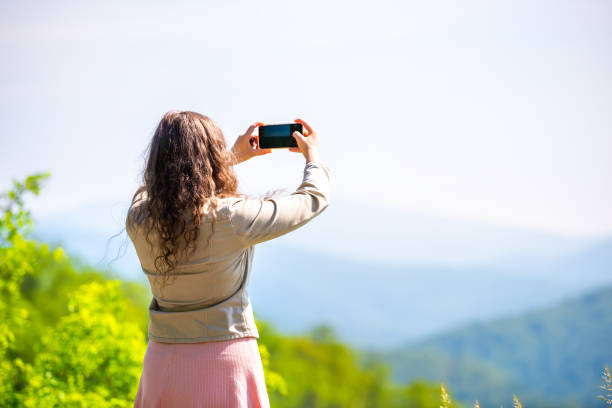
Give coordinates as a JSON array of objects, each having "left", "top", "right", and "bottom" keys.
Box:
[{"left": 32, "top": 198, "right": 612, "bottom": 349}]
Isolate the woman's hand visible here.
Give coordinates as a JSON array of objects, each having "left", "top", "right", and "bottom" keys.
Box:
[
  {"left": 230, "top": 122, "right": 272, "bottom": 165},
  {"left": 289, "top": 118, "right": 320, "bottom": 163}
]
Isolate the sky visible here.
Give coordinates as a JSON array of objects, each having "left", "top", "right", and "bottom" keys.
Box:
[{"left": 1, "top": 0, "right": 611, "bottom": 238}]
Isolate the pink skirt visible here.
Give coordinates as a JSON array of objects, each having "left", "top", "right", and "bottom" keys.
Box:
[{"left": 133, "top": 336, "right": 270, "bottom": 408}]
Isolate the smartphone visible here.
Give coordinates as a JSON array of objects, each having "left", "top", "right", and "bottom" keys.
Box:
[{"left": 258, "top": 123, "right": 303, "bottom": 149}]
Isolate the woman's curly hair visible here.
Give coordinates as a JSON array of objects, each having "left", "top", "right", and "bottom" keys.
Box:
[{"left": 126, "top": 111, "right": 239, "bottom": 287}]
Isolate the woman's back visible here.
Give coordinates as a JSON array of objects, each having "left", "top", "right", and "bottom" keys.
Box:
[
  {"left": 127, "top": 162, "right": 331, "bottom": 343},
  {"left": 128, "top": 196, "right": 251, "bottom": 313}
]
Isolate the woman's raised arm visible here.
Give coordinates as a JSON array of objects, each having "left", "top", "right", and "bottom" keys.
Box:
[
  {"left": 228, "top": 119, "right": 331, "bottom": 246},
  {"left": 229, "top": 161, "right": 331, "bottom": 246}
]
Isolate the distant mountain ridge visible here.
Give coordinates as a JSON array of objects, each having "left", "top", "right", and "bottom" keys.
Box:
[{"left": 377, "top": 286, "right": 612, "bottom": 407}]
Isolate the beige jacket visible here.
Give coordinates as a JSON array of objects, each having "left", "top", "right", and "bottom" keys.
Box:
[{"left": 126, "top": 161, "right": 331, "bottom": 343}]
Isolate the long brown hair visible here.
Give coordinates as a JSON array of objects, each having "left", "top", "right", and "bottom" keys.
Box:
[{"left": 126, "top": 110, "right": 239, "bottom": 286}]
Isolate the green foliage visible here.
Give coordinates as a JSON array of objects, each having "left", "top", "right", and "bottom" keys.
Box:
[
  {"left": 0, "top": 172, "right": 50, "bottom": 243},
  {"left": 394, "top": 381, "right": 446, "bottom": 408},
  {"left": 256, "top": 320, "right": 443, "bottom": 408},
  {"left": 24, "top": 281, "right": 146, "bottom": 407},
  {"left": 258, "top": 342, "right": 288, "bottom": 396},
  {"left": 1, "top": 175, "right": 146, "bottom": 407},
  {"left": 0, "top": 172, "right": 52, "bottom": 406}
]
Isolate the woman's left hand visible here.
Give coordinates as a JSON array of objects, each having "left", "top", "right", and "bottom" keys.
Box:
[{"left": 230, "top": 122, "right": 272, "bottom": 164}]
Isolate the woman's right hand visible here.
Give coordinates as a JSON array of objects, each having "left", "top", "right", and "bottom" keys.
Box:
[
  {"left": 290, "top": 118, "right": 320, "bottom": 163},
  {"left": 230, "top": 121, "right": 271, "bottom": 165}
]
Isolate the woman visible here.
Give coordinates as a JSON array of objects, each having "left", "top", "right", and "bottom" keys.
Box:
[{"left": 126, "top": 111, "right": 331, "bottom": 407}]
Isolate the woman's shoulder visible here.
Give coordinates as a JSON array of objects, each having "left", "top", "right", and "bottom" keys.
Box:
[
  {"left": 190, "top": 195, "right": 252, "bottom": 222},
  {"left": 215, "top": 195, "right": 252, "bottom": 216},
  {"left": 125, "top": 198, "right": 150, "bottom": 238},
  {"left": 126, "top": 191, "right": 148, "bottom": 219},
  {"left": 215, "top": 195, "right": 268, "bottom": 223}
]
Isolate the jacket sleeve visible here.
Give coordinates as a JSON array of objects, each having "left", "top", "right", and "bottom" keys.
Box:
[{"left": 228, "top": 161, "right": 331, "bottom": 246}]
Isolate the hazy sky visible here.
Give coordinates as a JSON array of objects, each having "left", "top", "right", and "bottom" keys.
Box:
[{"left": 1, "top": 0, "right": 610, "bottom": 237}]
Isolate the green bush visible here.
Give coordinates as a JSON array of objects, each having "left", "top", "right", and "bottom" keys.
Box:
[{"left": 23, "top": 280, "right": 146, "bottom": 407}]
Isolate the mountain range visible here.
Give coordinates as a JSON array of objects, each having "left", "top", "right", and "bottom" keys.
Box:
[{"left": 373, "top": 286, "right": 612, "bottom": 407}]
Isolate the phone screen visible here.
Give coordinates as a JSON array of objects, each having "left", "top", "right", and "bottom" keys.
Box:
[{"left": 259, "top": 124, "right": 302, "bottom": 148}]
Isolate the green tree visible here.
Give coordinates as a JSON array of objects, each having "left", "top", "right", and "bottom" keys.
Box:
[
  {"left": 24, "top": 281, "right": 146, "bottom": 407},
  {"left": 257, "top": 321, "right": 444, "bottom": 408},
  {"left": 1, "top": 174, "right": 146, "bottom": 407},
  {"left": 0, "top": 172, "right": 52, "bottom": 406}
]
